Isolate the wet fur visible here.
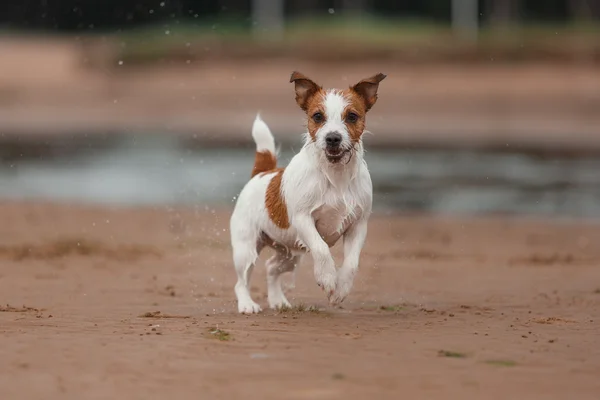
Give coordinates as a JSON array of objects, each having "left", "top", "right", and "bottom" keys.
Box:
[{"left": 230, "top": 72, "right": 385, "bottom": 314}]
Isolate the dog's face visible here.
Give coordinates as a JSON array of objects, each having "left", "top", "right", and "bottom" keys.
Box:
[{"left": 290, "top": 72, "right": 386, "bottom": 163}]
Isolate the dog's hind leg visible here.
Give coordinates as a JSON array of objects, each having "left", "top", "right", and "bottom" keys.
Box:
[
  {"left": 266, "top": 250, "right": 302, "bottom": 310},
  {"left": 233, "top": 238, "right": 264, "bottom": 314}
]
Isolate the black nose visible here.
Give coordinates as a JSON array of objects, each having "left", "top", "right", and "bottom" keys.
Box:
[{"left": 325, "top": 132, "right": 342, "bottom": 147}]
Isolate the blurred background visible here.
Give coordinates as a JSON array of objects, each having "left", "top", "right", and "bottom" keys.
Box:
[{"left": 0, "top": 0, "right": 599, "bottom": 217}]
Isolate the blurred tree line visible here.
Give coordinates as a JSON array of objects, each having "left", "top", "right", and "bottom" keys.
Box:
[{"left": 1, "top": 0, "right": 599, "bottom": 31}]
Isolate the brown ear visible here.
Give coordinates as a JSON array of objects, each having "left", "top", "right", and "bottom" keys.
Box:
[
  {"left": 290, "top": 71, "right": 322, "bottom": 111},
  {"left": 351, "top": 73, "right": 386, "bottom": 111}
]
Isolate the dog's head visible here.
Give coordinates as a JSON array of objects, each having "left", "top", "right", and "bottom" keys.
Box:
[{"left": 289, "top": 71, "right": 386, "bottom": 164}]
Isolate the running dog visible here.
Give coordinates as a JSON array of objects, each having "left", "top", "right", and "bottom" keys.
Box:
[{"left": 230, "top": 71, "right": 386, "bottom": 313}]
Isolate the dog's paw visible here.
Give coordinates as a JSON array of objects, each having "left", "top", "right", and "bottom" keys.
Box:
[
  {"left": 270, "top": 301, "right": 292, "bottom": 311},
  {"left": 329, "top": 287, "right": 349, "bottom": 305},
  {"left": 238, "top": 300, "right": 262, "bottom": 314},
  {"left": 315, "top": 269, "right": 337, "bottom": 297},
  {"left": 269, "top": 295, "right": 292, "bottom": 310},
  {"left": 329, "top": 270, "right": 354, "bottom": 305}
]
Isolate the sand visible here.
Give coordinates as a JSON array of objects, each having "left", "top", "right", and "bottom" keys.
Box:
[{"left": 1, "top": 201, "right": 599, "bottom": 399}]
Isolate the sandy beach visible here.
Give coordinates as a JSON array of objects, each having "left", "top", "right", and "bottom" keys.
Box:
[{"left": 1, "top": 202, "right": 599, "bottom": 399}]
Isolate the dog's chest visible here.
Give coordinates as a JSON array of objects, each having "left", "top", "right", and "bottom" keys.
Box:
[{"left": 311, "top": 190, "right": 360, "bottom": 247}]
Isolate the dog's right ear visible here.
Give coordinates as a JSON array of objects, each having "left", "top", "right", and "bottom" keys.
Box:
[{"left": 290, "top": 71, "right": 322, "bottom": 111}]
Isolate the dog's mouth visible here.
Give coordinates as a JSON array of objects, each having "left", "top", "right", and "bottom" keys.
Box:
[{"left": 325, "top": 148, "right": 350, "bottom": 163}]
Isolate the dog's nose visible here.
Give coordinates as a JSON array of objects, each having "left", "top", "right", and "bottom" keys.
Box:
[{"left": 325, "top": 132, "right": 342, "bottom": 147}]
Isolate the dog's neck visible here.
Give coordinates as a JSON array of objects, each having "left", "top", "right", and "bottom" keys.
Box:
[{"left": 302, "top": 140, "right": 364, "bottom": 191}]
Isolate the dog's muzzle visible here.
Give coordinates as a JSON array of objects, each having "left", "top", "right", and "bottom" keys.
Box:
[{"left": 324, "top": 132, "right": 348, "bottom": 163}]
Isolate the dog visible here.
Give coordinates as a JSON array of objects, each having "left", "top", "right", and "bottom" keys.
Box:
[{"left": 230, "top": 71, "right": 386, "bottom": 314}]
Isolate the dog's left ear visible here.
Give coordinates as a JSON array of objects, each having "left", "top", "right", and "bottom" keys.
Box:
[{"left": 351, "top": 73, "right": 386, "bottom": 112}]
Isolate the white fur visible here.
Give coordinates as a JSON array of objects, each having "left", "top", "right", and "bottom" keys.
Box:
[
  {"left": 230, "top": 112, "right": 373, "bottom": 314},
  {"left": 252, "top": 114, "right": 276, "bottom": 153}
]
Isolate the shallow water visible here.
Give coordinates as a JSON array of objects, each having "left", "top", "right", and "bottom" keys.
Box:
[{"left": 1, "top": 133, "right": 600, "bottom": 218}]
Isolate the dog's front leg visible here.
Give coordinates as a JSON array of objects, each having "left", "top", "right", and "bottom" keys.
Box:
[
  {"left": 294, "top": 215, "right": 337, "bottom": 296},
  {"left": 330, "top": 218, "right": 368, "bottom": 305}
]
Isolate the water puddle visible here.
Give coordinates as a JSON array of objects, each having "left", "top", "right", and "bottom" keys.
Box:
[{"left": 1, "top": 133, "right": 599, "bottom": 218}]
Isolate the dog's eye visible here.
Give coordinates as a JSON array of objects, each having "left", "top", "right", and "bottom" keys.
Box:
[
  {"left": 312, "top": 112, "right": 324, "bottom": 123},
  {"left": 346, "top": 112, "right": 359, "bottom": 123}
]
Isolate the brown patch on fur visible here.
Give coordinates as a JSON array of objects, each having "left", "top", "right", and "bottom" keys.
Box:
[
  {"left": 305, "top": 91, "right": 327, "bottom": 142},
  {"left": 341, "top": 73, "right": 386, "bottom": 143},
  {"left": 251, "top": 150, "right": 277, "bottom": 178},
  {"left": 290, "top": 72, "right": 325, "bottom": 142},
  {"left": 290, "top": 71, "right": 322, "bottom": 112},
  {"left": 350, "top": 73, "right": 387, "bottom": 112},
  {"left": 342, "top": 90, "right": 367, "bottom": 144},
  {"left": 258, "top": 166, "right": 283, "bottom": 177},
  {"left": 265, "top": 169, "right": 290, "bottom": 229}
]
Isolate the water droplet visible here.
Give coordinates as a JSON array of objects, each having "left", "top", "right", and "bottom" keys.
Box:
[
  {"left": 328, "top": 8, "right": 335, "bottom": 14},
  {"left": 160, "top": 1, "right": 165, "bottom": 6},
  {"left": 118, "top": 60, "right": 123, "bottom": 65},
  {"left": 165, "top": 30, "right": 171, "bottom": 35}
]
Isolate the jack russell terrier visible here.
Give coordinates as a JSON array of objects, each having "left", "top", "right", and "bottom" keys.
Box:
[{"left": 230, "top": 71, "right": 386, "bottom": 314}]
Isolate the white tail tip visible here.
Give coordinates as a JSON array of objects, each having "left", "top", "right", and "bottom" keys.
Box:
[{"left": 252, "top": 114, "right": 275, "bottom": 153}]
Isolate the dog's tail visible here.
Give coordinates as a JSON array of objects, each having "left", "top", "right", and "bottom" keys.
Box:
[{"left": 251, "top": 114, "right": 277, "bottom": 177}]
